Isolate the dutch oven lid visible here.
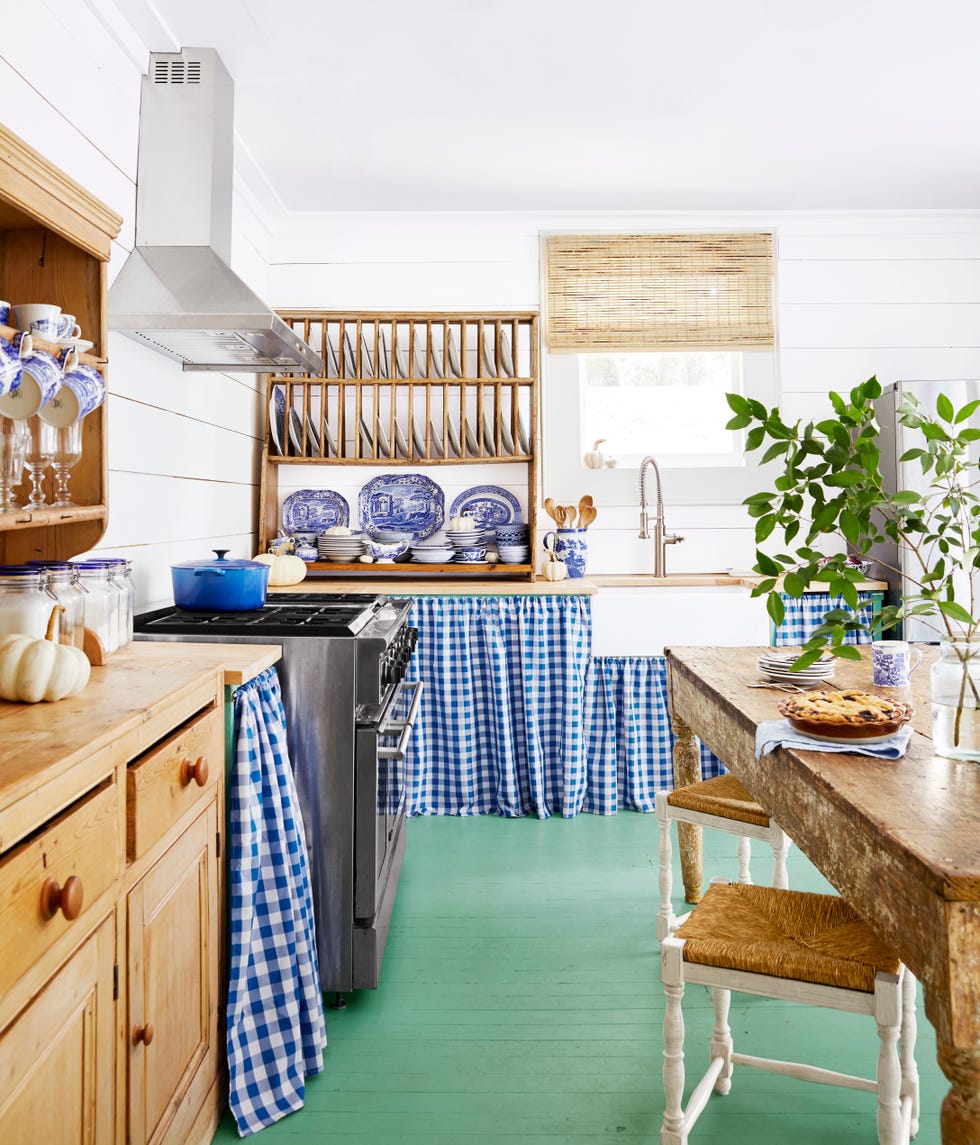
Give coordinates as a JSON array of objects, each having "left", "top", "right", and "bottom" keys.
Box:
[{"left": 172, "top": 549, "right": 268, "bottom": 571}]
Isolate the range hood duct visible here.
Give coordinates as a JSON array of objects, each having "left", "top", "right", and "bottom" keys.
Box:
[{"left": 109, "top": 49, "right": 322, "bottom": 374}]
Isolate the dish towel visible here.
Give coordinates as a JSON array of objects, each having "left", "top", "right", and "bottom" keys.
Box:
[
  {"left": 756, "top": 718, "right": 914, "bottom": 760},
  {"left": 227, "top": 667, "right": 327, "bottom": 1136}
]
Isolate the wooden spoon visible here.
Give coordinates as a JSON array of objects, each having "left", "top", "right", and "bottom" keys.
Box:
[
  {"left": 564, "top": 505, "right": 576, "bottom": 528},
  {"left": 579, "top": 505, "right": 597, "bottom": 528},
  {"left": 544, "top": 497, "right": 559, "bottom": 523},
  {"left": 554, "top": 505, "right": 566, "bottom": 527},
  {"left": 578, "top": 495, "right": 593, "bottom": 520}
]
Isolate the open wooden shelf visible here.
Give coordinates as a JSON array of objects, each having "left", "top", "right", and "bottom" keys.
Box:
[
  {"left": 260, "top": 311, "right": 540, "bottom": 582},
  {"left": 305, "top": 561, "right": 532, "bottom": 576}
]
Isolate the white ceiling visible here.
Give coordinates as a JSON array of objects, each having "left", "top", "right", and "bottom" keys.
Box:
[{"left": 114, "top": 0, "right": 980, "bottom": 214}]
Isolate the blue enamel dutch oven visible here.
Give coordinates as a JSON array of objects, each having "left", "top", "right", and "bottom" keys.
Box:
[{"left": 171, "top": 549, "right": 270, "bottom": 611}]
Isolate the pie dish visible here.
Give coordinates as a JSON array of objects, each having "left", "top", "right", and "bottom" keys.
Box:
[{"left": 777, "top": 690, "right": 913, "bottom": 741}]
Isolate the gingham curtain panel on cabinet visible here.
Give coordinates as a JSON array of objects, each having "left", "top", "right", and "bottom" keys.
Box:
[
  {"left": 227, "top": 668, "right": 327, "bottom": 1136},
  {"left": 775, "top": 592, "right": 876, "bottom": 646},
  {"left": 403, "top": 595, "right": 592, "bottom": 818},
  {"left": 583, "top": 656, "right": 726, "bottom": 812}
]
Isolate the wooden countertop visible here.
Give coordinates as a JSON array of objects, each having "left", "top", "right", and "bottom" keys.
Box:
[
  {"left": 0, "top": 641, "right": 281, "bottom": 850},
  {"left": 591, "top": 574, "right": 888, "bottom": 590},
  {"left": 285, "top": 578, "right": 598, "bottom": 596}
]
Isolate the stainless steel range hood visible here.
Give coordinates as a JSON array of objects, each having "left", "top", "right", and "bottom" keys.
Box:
[{"left": 109, "top": 49, "right": 322, "bottom": 374}]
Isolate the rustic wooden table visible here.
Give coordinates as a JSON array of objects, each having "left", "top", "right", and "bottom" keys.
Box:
[{"left": 664, "top": 645, "right": 980, "bottom": 1145}]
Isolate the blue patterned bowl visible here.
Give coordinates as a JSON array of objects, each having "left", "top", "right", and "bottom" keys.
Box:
[{"left": 367, "top": 539, "right": 409, "bottom": 560}]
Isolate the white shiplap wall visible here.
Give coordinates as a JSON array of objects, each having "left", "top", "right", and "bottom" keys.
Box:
[
  {"left": 266, "top": 211, "right": 980, "bottom": 574},
  {"left": 2, "top": 3, "right": 270, "bottom": 609}
]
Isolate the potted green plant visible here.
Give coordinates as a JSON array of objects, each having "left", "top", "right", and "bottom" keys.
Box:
[{"left": 726, "top": 376, "right": 980, "bottom": 761}]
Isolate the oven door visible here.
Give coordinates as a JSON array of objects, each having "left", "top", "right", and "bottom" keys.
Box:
[{"left": 354, "top": 679, "right": 423, "bottom": 924}]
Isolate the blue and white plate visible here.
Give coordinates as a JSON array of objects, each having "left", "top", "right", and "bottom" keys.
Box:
[
  {"left": 282, "top": 488, "right": 350, "bottom": 533},
  {"left": 450, "top": 485, "right": 521, "bottom": 527},
  {"left": 269, "top": 385, "right": 286, "bottom": 456},
  {"left": 359, "top": 473, "right": 445, "bottom": 540}
]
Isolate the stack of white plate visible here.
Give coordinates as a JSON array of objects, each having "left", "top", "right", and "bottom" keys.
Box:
[
  {"left": 410, "top": 534, "right": 454, "bottom": 563},
  {"left": 757, "top": 650, "right": 835, "bottom": 686},
  {"left": 317, "top": 533, "right": 366, "bottom": 562},
  {"left": 446, "top": 526, "right": 483, "bottom": 552},
  {"left": 496, "top": 544, "right": 530, "bottom": 565}
]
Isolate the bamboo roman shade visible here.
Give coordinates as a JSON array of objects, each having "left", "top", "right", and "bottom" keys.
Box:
[{"left": 544, "top": 232, "right": 774, "bottom": 352}]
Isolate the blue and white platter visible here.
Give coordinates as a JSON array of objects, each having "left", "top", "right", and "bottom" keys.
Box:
[
  {"left": 449, "top": 485, "right": 521, "bottom": 527},
  {"left": 359, "top": 473, "right": 445, "bottom": 540},
  {"left": 281, "top": 488, "right": 350, "bottom": 533}
]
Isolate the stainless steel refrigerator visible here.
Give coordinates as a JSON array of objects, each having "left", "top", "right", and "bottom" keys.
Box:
[{"left": 871, "top": 379, "right": 980, "bottom": 643}]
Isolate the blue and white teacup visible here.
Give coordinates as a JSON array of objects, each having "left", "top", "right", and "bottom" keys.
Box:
[
  {"left": 872, "top": 640, "right": 923, "bottom": 688},
  {"left": 55, "top": 313, "right": 82, "bottom": 342},
  {"left": 456, "top": 547, "right": 487, "bottom": 562},
  {"left": 0, "top": 334, "right": 24, "bottom": 399},
  {"left": 12, "top": 303, "right": 61, "bottom": 342},
  {"left": 0, "top": 302, "right": 10, "bottom": 326},
  {"left": 0, "top": 333, "right": 64, "bottom": 418},
  {"left": 41, "top": 349, "right": 106, "bottom": 426},
  {"left": 543, "top": 528, "right": 588, "bottom": 578}
]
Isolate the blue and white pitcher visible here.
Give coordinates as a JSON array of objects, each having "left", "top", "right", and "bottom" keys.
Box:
[
  {"left": 543, "top": 528, "right": 588, "bottom": 578},
  {"left": 0, "top": 333, "right": 24, "bottom": 400}
]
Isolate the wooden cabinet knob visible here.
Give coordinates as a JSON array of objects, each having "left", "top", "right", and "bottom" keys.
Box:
[
  {"left": 132, "top": 1023, "right": 154, "bottom": 1047},
  {"left": 179, "top": 755, "right": 209, "bottom": 787},
  {"left": 40, "top": 875, "right": 84, "bottom": 921}
]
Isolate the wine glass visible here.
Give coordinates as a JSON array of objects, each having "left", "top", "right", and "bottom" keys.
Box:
[
  {"left": 22, "top": 416, "right": 55, "bottom": 510},
  {"left": 49, "top": 421, "right": 82, "bottom": 508},
  {"left": 0, "top": 417, "right": 29, "bottom": 513}
]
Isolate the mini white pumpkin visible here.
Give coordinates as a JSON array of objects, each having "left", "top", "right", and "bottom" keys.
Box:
[
  {"left": 0, "top": 606, "right": 91, "bottom": 703},
  {"left": 448, "top": 513, "right": 477, "bottom": 532},
  {"left": 541, "top": 553, "right": 568, "bottom": 582},
  {"left": 325, "top": 525, "right": 352, "bottom": 536},
  {"left": 584, "top": 439, "right": 606, "bottom": 469},
  {"left": 252, "top": 541, "right": 307, "bottom": 586}
]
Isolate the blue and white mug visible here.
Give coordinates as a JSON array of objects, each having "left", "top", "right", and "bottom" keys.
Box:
[
  {"left": 0, "top": 334, "right": 24, "bottom": 399},
  {"left": 872, "top": 640, "right": 923, "bottom": 688},
  {"left": 12, "top": 303, "right": 61, "bottom": 342},
  {"left": 0, "top": 301, "right": 10, "bottom": 326},
  {"left": 0, "top": 333, "right": 65, "bottom": 418},
  {"left": 42, "top": 349, "right": 106, "bottom": 426},
  {"left": 543, "top": 528, "right": 588, "bottom": 578}
]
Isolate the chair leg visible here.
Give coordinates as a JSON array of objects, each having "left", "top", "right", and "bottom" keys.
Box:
[
  {"left": 656, "top": 792, "right": 676, "bottom": 940},
  {"left": 661, "top": 941, "right": 687, "bottom": 1145},
  {"left": 900, "top": 970, "right": 920, "bottom": 1138},
  {"left": 874, "top": 973, "right": 904, "bottom": 1145},
  {"left": 710, "top": 987, "right": 733, "bottom": 1095},
  {"left": 736, "top": 836, "right": 752, "bottom": 884},
  {"left": 771, "top": 825, "right": 791, "bottom": 890}
]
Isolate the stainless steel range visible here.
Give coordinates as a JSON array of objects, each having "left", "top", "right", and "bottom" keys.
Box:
[{"left": 134, "top": 593, "right": 421, "bottom": 997}]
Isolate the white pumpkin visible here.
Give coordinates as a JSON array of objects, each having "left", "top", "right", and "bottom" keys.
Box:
[
  {"left": 253, "top": 542, "right": 308, "bottom": 586},
  {"left": 0, "top": 606, "right": 91, "bottom": 703},
  {"left": 541, "top": 554, "right": 568, "bottom": 582},
  {"left": 448, "top": 513, "right": 477, "bottom": 532},
  {"left": 325, "top": 525, "right": 352, "bottom": 536},
  {"left": 584, "top": 439, "right": 606, "bottom": 469}
]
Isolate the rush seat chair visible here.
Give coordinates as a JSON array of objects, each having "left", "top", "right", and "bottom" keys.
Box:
[
  {"left": 659, "top": 882, "right": 919, "bottom": 1145},
  {"left": 655, "top": 774, "right": 792, "bottom": 939}
]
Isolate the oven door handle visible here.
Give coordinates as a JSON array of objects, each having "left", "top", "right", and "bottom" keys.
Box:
[{"left": 377, "top": 680, "right": 424, "bottom": 760}]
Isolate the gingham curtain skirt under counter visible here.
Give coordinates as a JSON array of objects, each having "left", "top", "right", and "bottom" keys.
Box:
[
  {"left": 774, "top": 591, "right": 876, "bottom": 646},
  {"left": 402, "top": 596, "right": 724, "bottom": 818}
]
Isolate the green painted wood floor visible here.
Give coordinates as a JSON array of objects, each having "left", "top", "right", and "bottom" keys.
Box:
[{"left": 212, "top": 813, "right": 944, "bottom": 1143}]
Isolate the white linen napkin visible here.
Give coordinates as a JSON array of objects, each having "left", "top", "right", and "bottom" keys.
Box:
[{"left": 755, "top": 718, "right": 913, "bottom": 761}]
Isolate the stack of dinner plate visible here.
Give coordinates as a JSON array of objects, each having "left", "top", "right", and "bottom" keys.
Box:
[
  {"left": 316, "top": 532, "right": 366, "bottom": 562},
  {"left": 410, "top": 534, "right": 455, "bottom": 563},
  {"left": 757, "top": 650, "right": 835, "bottom": 686}
]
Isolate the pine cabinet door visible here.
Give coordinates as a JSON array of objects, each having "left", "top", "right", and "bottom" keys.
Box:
[
  {"left": 0, "top": 913, "right": 115, "bottom": 1142},
  {"left": 127, "top": 801, "right": 219, "bottom": 1145}
]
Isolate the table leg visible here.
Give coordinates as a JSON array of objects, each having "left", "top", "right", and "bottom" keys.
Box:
[
  {"left": 670, "top": 712, "right": 703, "bottom": 904},
  {"left": 938, "top": 1041, "right": 980, "bottom": 1143}
]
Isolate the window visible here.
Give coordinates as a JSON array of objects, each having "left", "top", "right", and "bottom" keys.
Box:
[{"left": 581, "top": 351, "right": 744, "bottom": 468}]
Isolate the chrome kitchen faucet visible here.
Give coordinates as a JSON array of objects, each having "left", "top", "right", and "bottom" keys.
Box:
[{"left": 639, "top": 455, "right": 684, "bottom": 577}]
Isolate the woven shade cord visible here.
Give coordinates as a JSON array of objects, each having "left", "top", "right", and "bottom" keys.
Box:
[
  {"left": 675, "top": 883, "right": 901, "bottom": 994},
  {"left": 666, "top": 773, "right": 770, "bottom": 828},
  {"left": 544, "top": 232, "right": 774, "bottom": 352}
]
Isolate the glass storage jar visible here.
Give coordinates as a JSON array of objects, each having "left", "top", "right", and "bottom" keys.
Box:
[
  {"left": 0, "top": 566, "right": 57, "bottom": 639},
  {"left": 83, "top": 558, "right": 133, "bottom": 648},
  {"left": 70, "top": 561, "right": 119, "bottom": 654},
  {"left": 930, "top": 637, "right": 980, "bottom": 762},
  {"left": 25, "top": 561, "right": 86, "bottom": 648}
]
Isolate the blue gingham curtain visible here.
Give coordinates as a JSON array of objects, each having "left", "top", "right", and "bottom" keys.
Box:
[
  {"left": 583, "top": 656, "right": 726, "bottom": 813},
  {"left": 403, "top": 595, "right": 591, "bottom": 818},
  {"left": 227, "top": 667, "right": 327, "bottom": 1136},
  {"left": 775, "top": 592, "right": 876, "bottom": 646}
]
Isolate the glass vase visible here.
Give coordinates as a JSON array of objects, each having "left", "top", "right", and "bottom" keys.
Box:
[{"left": 930, "top": 638, "right": 980, "bottom": 762}]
